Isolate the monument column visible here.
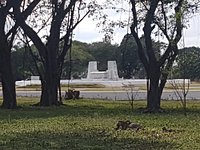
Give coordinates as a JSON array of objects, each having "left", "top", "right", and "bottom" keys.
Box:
[
  {"left": 87, "top": 61, "right": 98, "bottom": 79},
  {"left": 107, "top": 61, "right": 119, "bottom": 80}
]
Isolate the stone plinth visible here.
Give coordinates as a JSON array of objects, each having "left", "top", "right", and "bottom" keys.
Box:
[{"left": 87, "top": 61, "right": 119, "bottom": 80}]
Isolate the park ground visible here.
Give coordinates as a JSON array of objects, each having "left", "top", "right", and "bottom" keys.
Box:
[
  {"left": 12, "top": 80, "right": 200, "bottom": 92},
  {"left": 0, "top": 98, "right": 199, "bottom": 150}
]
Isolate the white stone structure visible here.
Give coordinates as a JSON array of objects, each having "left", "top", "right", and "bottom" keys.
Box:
[
  {"left": 107, "top": 61, "right": 119, "bottom": 80},
  {"left": 87, "top": 61, "right": 119, "bottom": 80},
  {"left": 31, "top": 76, "right": 40, "bottom": 80}
]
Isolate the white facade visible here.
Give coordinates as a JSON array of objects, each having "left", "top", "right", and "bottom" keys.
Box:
[
  {"left": 107, "top": 61, "right": 119, "bottom": 80},
  {"left": 87, "top": 61, "right": 119, "bottom": 80},
  {"left": 31, "top": 76, "right": 40, "bottom": 80}
]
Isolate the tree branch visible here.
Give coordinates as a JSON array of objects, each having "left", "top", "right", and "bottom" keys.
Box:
[
  {"left": 143, "top": 0, "right": 159, "bottom": 64},
  {"left": 14, "top": 2, "right": 48, "bottom": 62},
  {"left": 159, "top": 45, "right": 178, "bottom": 96},
  {"left": 161, "top": 0, "right": 168, "bottom": 38},
  {"left": 158, "top": 0, "right": 184, "bottom": 67},
  {"left": 174, "top": 0, "right": 184, "bottom": 43},
  {"left": 158, "top": 43, "right": 172, "bottom": 66},
  {"left": 130, "top": 0, "right": 149, "bottom": 71}
]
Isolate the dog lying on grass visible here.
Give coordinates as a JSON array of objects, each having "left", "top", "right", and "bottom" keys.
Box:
[{"left": 115, "top": 120, "right": 143, "bottom": 131}]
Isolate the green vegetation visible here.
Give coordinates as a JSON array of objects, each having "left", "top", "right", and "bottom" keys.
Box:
[
  {"left": 12, "top": 39, "right": 200, "bottom": 81},
  {"left": 0, "top": 98, "right": 199, "bottom": 149},
  {"left": 12, "top": 41, "right": 120, "bottom": 80},
  {"left": 174, "top": 47, "right": 200, "bottom": 80}
]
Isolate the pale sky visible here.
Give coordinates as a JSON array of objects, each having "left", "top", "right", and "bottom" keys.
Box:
[
  {"left": 74, "top": 14, "right": 200, "bottom": 48},
  {"left": 73, "top": 14, "right": 131, "bottom": 45},
  {"left": 183, "top": 15, "right": 200, "bottom": 47}
]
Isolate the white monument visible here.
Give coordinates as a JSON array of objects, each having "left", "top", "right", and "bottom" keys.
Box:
[
  {"left": 31, "top": 76, "right": 40, "bottom": 80},
  {"left": 87, "top": 61, "right": 119, "bottom": 80}
]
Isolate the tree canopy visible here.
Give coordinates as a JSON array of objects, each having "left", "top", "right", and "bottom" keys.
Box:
[{"left": 174, "top": 47, "right": 200, "bottom": 80}]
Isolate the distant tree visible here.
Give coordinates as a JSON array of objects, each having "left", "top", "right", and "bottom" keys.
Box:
[
  {"left": 87, "top": 41, "right": 120, "bottom": 71},
  {"left": 13, "top": 0, "right": 99, "bottom": 106},
  {"left": 62, "top": 40, "right": 95, "bottom": 79},
  {"left": 119, "top": 34, "right": 140, "bottom": 79},
  {"left": 12, "top": 40, "right": 94, "bottom": 80},
  {"left": 174, "top": 47, "right": 200, "bottom": 80},
  {"left": 11, "top": 44, "right": 38, "bottom": 81},
  {"left": 119, "top": 33, "right": 162, "bottom": 79}
]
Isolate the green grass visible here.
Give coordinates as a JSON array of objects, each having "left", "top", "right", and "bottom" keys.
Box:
[{"left": 0, "top": 98, "right": 199, "bottom": 150}]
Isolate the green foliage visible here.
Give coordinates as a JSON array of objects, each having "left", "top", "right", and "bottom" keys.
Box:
[
  {"left": 0, "top": 98, "right": 199, "bottom": 149},
  {"left": 11, "top": 38, "right": 162, "bottom": 80},
  {"left": 119, "top": 34, "right": 143, "bottom": 79},
  {"left": 12, "top": 40, "right": 120, "bottom": 80},
  {"left": 62, "top": 40, "right": 120, "bottom": 79},
  {"left": 62, "top": 41, "right": 95, "bottom": 79},
  {"left": 87, "top": 41, "right": 120, "bottom": 71},
  {"left": 174, "top": 47, "right": 200, "bottom": 80},
  {"left": 11, "top": 45, "right": 38, "bottom": 81},
  {"left": 118, "top": 34, "right": 162, "bottom": 79}
]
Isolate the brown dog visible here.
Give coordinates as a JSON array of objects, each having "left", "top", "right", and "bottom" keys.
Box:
[{"left": 116, "top": 120, "right": 142, "bottom": 131}]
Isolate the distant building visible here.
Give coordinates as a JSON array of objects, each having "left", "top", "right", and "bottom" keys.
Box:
[{"left": 87, "top": 61, "right": 119, "bottom": 80}]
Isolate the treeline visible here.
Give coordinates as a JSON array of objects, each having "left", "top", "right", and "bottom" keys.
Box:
[
  {"left": 173, "top": 47, "right": 200, "bottom": 81},
  {"left": 11, "top": 34, "right": 143, "bottom": 80},
  {"left": 11, "top": 35, "right": 200, "bottom": 81}
]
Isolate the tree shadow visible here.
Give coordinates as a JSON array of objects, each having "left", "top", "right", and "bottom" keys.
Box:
[
  {"left": 0, "top": 99, "right": 199, "bottom": 121},
  {"left": 0, "top": 130, "right": 178, "bottom": 150}
]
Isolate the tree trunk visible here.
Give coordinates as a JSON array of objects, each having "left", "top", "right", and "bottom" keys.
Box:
[
  {"left": 146, "top": 66, "right": 161, "bottom": 112},
  {"left": 39, "top": 48, "right": 60, "bottom": 106},
  {"left": 0, "top": 10, "right": 17, "bottom": 109},
  {"left": 40, "top": 70, "right": 59, "bottom": 106},
  {"left": 1, "top": 47, "right": 17, "bottom": 109}
]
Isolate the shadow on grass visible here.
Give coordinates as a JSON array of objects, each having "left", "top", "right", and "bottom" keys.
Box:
[
  {"left": 0, "top": 130, "right": 177, "bottom": 150},
  {"left": 161, "top": 100, "right": 200, "bottom": 115},
  {"left": 0, "top": 99, "right": 199, "bottom": 121},
  {"left": 0, "top": 103, "right": 131, "bottom": 121},
  {"left": 164, "top": 107, "right": 200, "bottom": 115}
]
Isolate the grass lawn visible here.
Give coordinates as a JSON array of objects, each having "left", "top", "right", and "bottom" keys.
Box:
[{"left": 0, "top": 98, "right": 199, "bottom": 150}]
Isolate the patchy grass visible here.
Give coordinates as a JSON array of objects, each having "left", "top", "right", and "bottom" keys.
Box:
[{"left": 0, "top": 98, "right": 199, "bottom": 150}]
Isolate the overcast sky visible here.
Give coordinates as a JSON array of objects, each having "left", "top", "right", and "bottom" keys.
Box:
[{"left": 74, "top": 14, "right": 200, "bottom": 48}]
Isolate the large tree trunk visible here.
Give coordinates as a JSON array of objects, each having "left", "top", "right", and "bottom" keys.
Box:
[
  {"left": 0, "top": 13, "right": 17, "bottom": 109},
  {"left": 39, "top": 46, "right": 60, "bottom": 106},
  {"left": 146, "top": 66, "right": 161, "bottom": 112},
  {"left": 0, "top": 46, "right": 17, "bottom": 109},
  {"left": 0, "top": 16, "right": 17, "bottom": 109},
  {"left": 40, "top": 77, "right": 58, "bottom": 106},
  {"left": 40, "top": 68, "right": 59, "bottom": 106}
]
